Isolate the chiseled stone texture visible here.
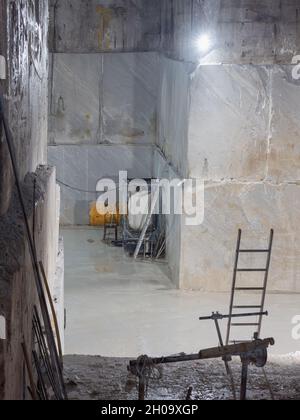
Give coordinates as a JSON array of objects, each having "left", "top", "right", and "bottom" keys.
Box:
[
  {"left": 49, "top": 53, "right": 159, "bottom": 146},
  {"left": 188, "top": 65, "right": 270, "bottom": 181},
  {"left": 181, "top": 181, "right": 300, "bottom": 293},
  {"left": 268, "top": 65, "right": 300, "bottom": 182}
]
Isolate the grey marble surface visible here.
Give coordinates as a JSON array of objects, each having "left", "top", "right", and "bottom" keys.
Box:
[
  {"left": 157, "top": 57, "right": 191, "bottom": 178},
  {"left": 49, "top": 52, "right": 159, "bottom": 146},
  {"left": 188, "top": 64, "right": 270, "bottom": 181},
  {"left": 48, "top": 144, "right": 154, "bottom": 225},
  {"left": 268, "top": 65, "right": 300, "bottom": 182},
  {"left": 181, "top": 180, "right": 300, "bottom": 293}
]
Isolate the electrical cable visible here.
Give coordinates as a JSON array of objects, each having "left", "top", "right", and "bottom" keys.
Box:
[{"left": 0, "top": 97, "right": 67, "bottom": 400}]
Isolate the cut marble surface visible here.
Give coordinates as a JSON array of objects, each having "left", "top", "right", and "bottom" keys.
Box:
[
  {"left": 188, "top": 65, "right": 270, "bottom": 181},
  {"left": 157, "top": 57, "right": 191, "bottom": 178},
  {"left": 153, "top": 148, "right": 184, "bottom": 288},
  {"left": 268, "top": 65, "right": 300, "bottom": 182},
  {"left": 180, "top": 181, "right": 300, "bottom": 293},
  {"left": 49, "top": 52, "right": 159, "bottom": 146},
  {"left": 49, "top": 54, "right": 101, "bottom": 145},
  {"left": 102, "top": 53, "right": 159, "bottom": 145}
]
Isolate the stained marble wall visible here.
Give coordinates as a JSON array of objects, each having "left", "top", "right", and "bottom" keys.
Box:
[
  {"left": 49, "top": 52, "right": 159, "bottom": 224},
  {"left": 49, "top": 0, "right": 300, "bottom": 292},
  {"left": 49, "top": 0, "right": 161, "bottom": 53},
  {"left": 157, "top": 55, "right": 300, "bottom": 293},
  {"left": 49, "top": 53, "right": 159, "bottom": 146}
]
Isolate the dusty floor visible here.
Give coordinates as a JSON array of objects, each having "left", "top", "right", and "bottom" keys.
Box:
[
  {"left": 64, "top": 354, "right": 300, "bottom": 400},
  {"left": 63, "top": 227, "right": 300, "bottom": 357}
]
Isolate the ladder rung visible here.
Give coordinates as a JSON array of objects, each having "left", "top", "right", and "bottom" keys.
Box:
[
  {"left": 233, "top": 306, "right": 262, "bottom": 309},
  {"left": 236, "top": 269, "right": 267, "bottom": 272},
  {"left": 231, "top": 323, "right": 260, "bottom": 327},
  {"left": 235, "top": 287, "right": 265, "bottom": 291},
  {"left": 239, "top": 249, "right": 269, "bottom": 253}
]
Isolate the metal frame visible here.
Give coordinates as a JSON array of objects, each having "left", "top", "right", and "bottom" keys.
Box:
[{"left": 226, "top": 229, "right": 274, "bottom": 345}]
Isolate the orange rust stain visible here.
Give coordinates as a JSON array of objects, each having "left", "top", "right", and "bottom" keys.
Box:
[{"left": 96, "top": 6, "right": 113, "bottom": 50}]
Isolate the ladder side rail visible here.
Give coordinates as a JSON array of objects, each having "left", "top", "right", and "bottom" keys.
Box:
[
  {"left": 257, "top": 229, "right": 274, "bottom": 337},
  {"left": 226, "top": 229, "right": 242, "bottom": 345}
]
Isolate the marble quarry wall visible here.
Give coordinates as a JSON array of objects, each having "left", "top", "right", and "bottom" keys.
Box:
[
  {"left": 0, "top": 1, "right": 63, "bottom": 399},
  {"left": 49, "top": 0, "right": 162, "bottom": 54},
  {"left": 49, "top": 0, "right": 300, "bottom": 291},
  {"left": 157, "top": 0, "right": 300, "bottom": 292},
  {"left": 48, "top": 53, "right": 158, "bottom": 225},
  {"left": 49, "top": 1, "right": 183, "bottom": 227},
  {"left": 48, "top": 0, "right": 161, "bottom": 225},
  {"left": 0, "top": 0, "right": 49, "bottom": 216},
  {"left": 160, "top": 0, "right": 300, "bottom": 65}
]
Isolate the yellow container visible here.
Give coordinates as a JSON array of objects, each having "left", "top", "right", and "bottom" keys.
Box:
[{"left": 89, "top": 202, "right": 121, "bottom": 226}]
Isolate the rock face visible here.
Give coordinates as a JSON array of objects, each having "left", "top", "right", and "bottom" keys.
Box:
[
  {"left": 49, "top": 0, "right": 162, "bottom": 54},
  {"left": 0, "top": 166, "right": 61, "bottom": 400},
  {"left": 0, "top": 1, "right": 49, "bottom": 216},
  {"left": 48, "top": 0, "right": 300, "bottom": 292},
  {"left": 49, "top": 53, "right": 159, "bottom": 146},
  {"left": 175, "top": 62, "right": 300, "bottom": 292},
  {"left": 0, "top": 1, "right": 63, "bottom": 401},
  {"left": 156, "top": 2, "right": 300, "bottom": 292},
  {"left": 181, "top": 182, "right": 300, "bottom": 292}
]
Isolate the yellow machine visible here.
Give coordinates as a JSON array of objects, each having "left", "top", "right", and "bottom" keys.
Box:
[{"left": 89, "top": 202, "right": 121, "bottom": 226}]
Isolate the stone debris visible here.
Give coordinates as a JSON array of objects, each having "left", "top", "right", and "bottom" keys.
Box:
[{"left": 64, "top": 354, "right": 300, "bottom": 401}]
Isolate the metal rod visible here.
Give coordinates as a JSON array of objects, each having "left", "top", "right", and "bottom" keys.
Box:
[
  {"left": 129, "top": 338, "right": 275, "bottom": 369},
  {"left": 39, "top": 261, "right": 63, "bottom": 364},
  {"left": 33, "top": 317, "right": 59, "bottom": 400},
  {"left": 134, "top": 180, "right": 160, "bottom": 259},
  {"left": 200, "top": 311, "right": 268, "bottom": 321},
  {"left": 226, "top": 229, "right": 242, "bottom": 345},
  {"left": 33, "top": 307, "right": 61, "bottom": 400},
  {"left": 21, "top": 342, "right": 38, "bottom": 401},
  {"left": 0, "top": 98, "right": 67, "bottom": 400},
  {"left": 32, "top": 350, "right": 49, "bottom": 401},
  {"left": 186, "top": 387, "right": 193, "bottom": 401},
  {"left": 138, "top": 379, "right": 146, "bottom": 401},
  {"left": 258, "top": 230, "right": 274, "bottom": 337},
  {"left": 214, "top": 318, "right": 237, "bottom": 400},
  {"left": 240, "top": 362, "right": 249, "bottom": 401}
]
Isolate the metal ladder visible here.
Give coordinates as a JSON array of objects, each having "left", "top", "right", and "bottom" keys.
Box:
[{"left": 226, "top": 229, "right": 274, "bottom": 345}]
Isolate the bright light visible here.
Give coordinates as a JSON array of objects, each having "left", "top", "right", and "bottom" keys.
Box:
[{"left": 196, "top": 34, "right": 212, "bottom": 53}]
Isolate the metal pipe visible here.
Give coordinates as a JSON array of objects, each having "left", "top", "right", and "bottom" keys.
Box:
[
  {"left": 129, "top": 338, "right": 275, "bottom": 370},
  {"left": 0, "top": 98, "right": 67, "bottom": 400}
]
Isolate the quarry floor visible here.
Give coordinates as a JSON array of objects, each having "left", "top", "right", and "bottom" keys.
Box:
[
  {"left": 63, "top": 354, "right": 300, "bottom": 401},
  {"left": 63, "top": 227, "right": 300, "bottom": 358}
]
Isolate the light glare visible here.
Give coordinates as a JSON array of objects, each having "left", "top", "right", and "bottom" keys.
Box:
[{"left": 196, "top": 34, "right": 212, "bottom": 53}]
